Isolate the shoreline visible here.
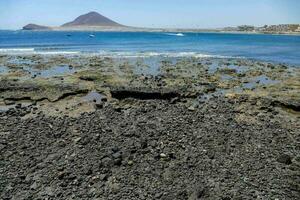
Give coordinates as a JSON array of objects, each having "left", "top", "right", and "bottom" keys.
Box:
[
  {"left": 1, "top": 54, "right": 299, "bottom": 199},
  {"left": 0, "top": 52, "right": 299, "bottom": 67},
  {"left": 2, "top": 27, "right": 300, "bottom": 36},
  {"left": 0, "top": 53, "right": 299, "bottom": 122}
]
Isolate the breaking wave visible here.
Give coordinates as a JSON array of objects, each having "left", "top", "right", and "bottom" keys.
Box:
[
  {"left": 37, "top": 51, "right": 80, "bottom": 55},
  {"left": 0, "top": 48, "right": 239, "bottom": 59},
  {"left": 0, "top": 48, "right": 35, "bottom": 53},
  {"left": 0, "top": 48, "right": 79, "bottom": 55},
  {"left": 94, "top": 51, "right": 238, "bottom": 59}
]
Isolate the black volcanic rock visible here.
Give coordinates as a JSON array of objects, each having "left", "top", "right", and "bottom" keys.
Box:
[
  {"left": 22, "top": 24, "right": 50, "bottom": 30},
  {"left": 62, "top": 11, "right": 122, "bottom": 27}
]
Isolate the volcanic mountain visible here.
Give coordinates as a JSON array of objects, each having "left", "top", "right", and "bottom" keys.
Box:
[{"left": 61, "top": 11, "right": 123, "bottom": 27}]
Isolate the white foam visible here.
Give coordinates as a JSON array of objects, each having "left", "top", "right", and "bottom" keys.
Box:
[
  {"left": 0, "top": 48, "right": 35, "bottom": 53},
  {"left": 37, "top": 51, "right": 79, "bottom": 55},
  {"left": 0, "top": 48, "right": 79, "bottom": 55},
  {"left": 94, "top": 51, "right": 237, "bottom": 59},
  {"left": 0, "top": 48, "right": 238, "bottom": 59}
]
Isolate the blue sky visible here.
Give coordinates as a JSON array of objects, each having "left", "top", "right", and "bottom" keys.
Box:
[{"left": 0, "top": 0, "right": 299, "bottom": 29}]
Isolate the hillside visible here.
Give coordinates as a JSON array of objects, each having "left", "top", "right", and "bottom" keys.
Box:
[{"left": 61, "top": 12, "right": 123, "bottom": 27}]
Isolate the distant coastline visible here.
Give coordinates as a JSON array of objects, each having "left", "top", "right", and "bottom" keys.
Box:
[
  {"left": 17, "top": 11, "right": 300, "bottom": 35},
  {"left": 8, "top": 27, "right": 300, "bottom": 36}
]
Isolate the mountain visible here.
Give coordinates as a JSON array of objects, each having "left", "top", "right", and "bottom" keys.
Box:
[
  {"left": 22, "top": 24, "right": 51, "bottom": 30},
  {"left": 21, "top": 12, "right": 300, "bottom": 34},
  {"left": 61, "top": 11, "right": 123, "bottom": 27}
]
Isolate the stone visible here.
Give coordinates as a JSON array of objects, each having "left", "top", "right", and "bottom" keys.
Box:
[
  {"left": 101, "top": 157, "right": 114, "bottom": 168},
  {"left": 127, "top": 160, "right": 134, "bottom": 166},
  {"left": 113, "top": 158, "right": 122, "bottom": 166},
  {"left": 188, "top": 106, "right": 195, "bottom": 111},
  {"left": 160, "top": 153, "right": 167, "bottom": 158},
  {"left": 45, "top": 186, "right": 55, "bottom": 196},
  {"left": 170, "top": 97, "right": 179, "bottom": 104},
  {"left": 95, "top": 102, "right": 103, "bottom": 109},
  {"left": 4, "top": 99, "right": 15, "bottom": 105},
  {"left": 277, "top": 154, "right": 292, "bottom": 165},
  {"left": 189, "top": 187, "right": 206, "bottom": 199},
  {"left": 74, "top": 137, "right": 81, "bottom": 143},
  {"left": 112, "top": 152, "right": 122, "bottom": 159},
  {"left": 30, "top": 182, "right": 38, "bottom": 190}
]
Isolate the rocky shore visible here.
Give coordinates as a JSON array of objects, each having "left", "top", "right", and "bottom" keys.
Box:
[{"left": 0, "top": 54, "right": 299, "bottom": 199}]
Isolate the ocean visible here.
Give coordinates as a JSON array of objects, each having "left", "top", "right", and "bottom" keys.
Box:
[{"left": 0, "top": 30, "right": 299, "bottom": 65}]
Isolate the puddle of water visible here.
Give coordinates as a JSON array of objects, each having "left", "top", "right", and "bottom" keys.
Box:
[
  {"left": 208, "top": 60, "right": 249, "bottom": 74},
  {"left": 0, "top": 105, "right": 15, "bottom": 112},
  {"left": 23, "top": 65, "right": 75, "bottom": 78},
  {"left": 227, "top": 64, "right": 249, "bottom": 74},
  {"left": 0, "top": 101, "right": 33, "bottom": 112},
  {"left": 40, "top": 65, "right": 75, "bottom": 77},
  {"left": 221, "top": 74, "right": 234, "bottom": 81},
  {"left": 242, "top": 75, "right": 279, "bottom": 89},
  {"left": 196, "top": 75, "right": 280, "bottom": 102},
  {"left": 207, "top": 60, "right": 220, "bottom": 74},
  {"left": 7, "top": 56, "right": 35, "bottom": 66},
  {"left": 82, "top": 91, "right": 105, "bottom": 104},
  {"left": 0, "top": 65, "right": 9, "bottom": 74},
  {"left": 112, "top": 57, "right": 163, "bottom": 76},
  {"left": 111, "top": 56, "right": 183, "bottom": 76}
]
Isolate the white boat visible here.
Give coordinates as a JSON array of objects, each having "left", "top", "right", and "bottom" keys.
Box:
[
  {"left": 166, "top": 33, "right": 185, "bottom": 37},
  {"left": 175, "top": 33, "right": 184, "bottom": 36},
  {"left": 89, "top": 34, "right": 95, "bottom": 38}
]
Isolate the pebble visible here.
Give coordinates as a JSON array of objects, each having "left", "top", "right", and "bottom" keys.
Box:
[
  {"left": 128, "top": 160, "right": 134, "bottom": 166},
  {"left": 112, "top": 152, "right": 122, "bottom": 159},
  {"left": 74, "top": 137, "right": 81, "bottom": 143},
  {"left": 277, "top": 154, "right": 292, "bottom": 165},
  {"left": 95, "top": 102, "right": 103, "bottom": 109},
  {"left": 170, "top": 97, "right": 179, "bottom": 104},
  {"left": 160, "top": 153, "right": 167, "bottom": 158},
  {"left": 45, "top": 187, "right": 55, "bottom": 196},
  {"left": 30, "top": 182, "right": 38, "bottom": 190},
  {"left": 188, "top": 106, "right": 195, "bottom": 111}
]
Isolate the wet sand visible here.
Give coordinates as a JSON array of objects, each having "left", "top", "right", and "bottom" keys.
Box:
[{"left": 0, "top": 54, "right": 299, "bottom": 199}]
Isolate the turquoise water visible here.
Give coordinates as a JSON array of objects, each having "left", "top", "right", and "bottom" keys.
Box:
[{"left": 0, "top": 31, "right": 299, "bottom": 65}]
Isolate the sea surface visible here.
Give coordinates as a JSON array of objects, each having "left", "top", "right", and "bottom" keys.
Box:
[{"left": 0, "top": 30, "right": 300, "bottom": 65}]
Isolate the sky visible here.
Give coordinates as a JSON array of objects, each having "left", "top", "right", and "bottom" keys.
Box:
[{"left": 0, "top": 0, "right": 299, "bottom": 29}]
